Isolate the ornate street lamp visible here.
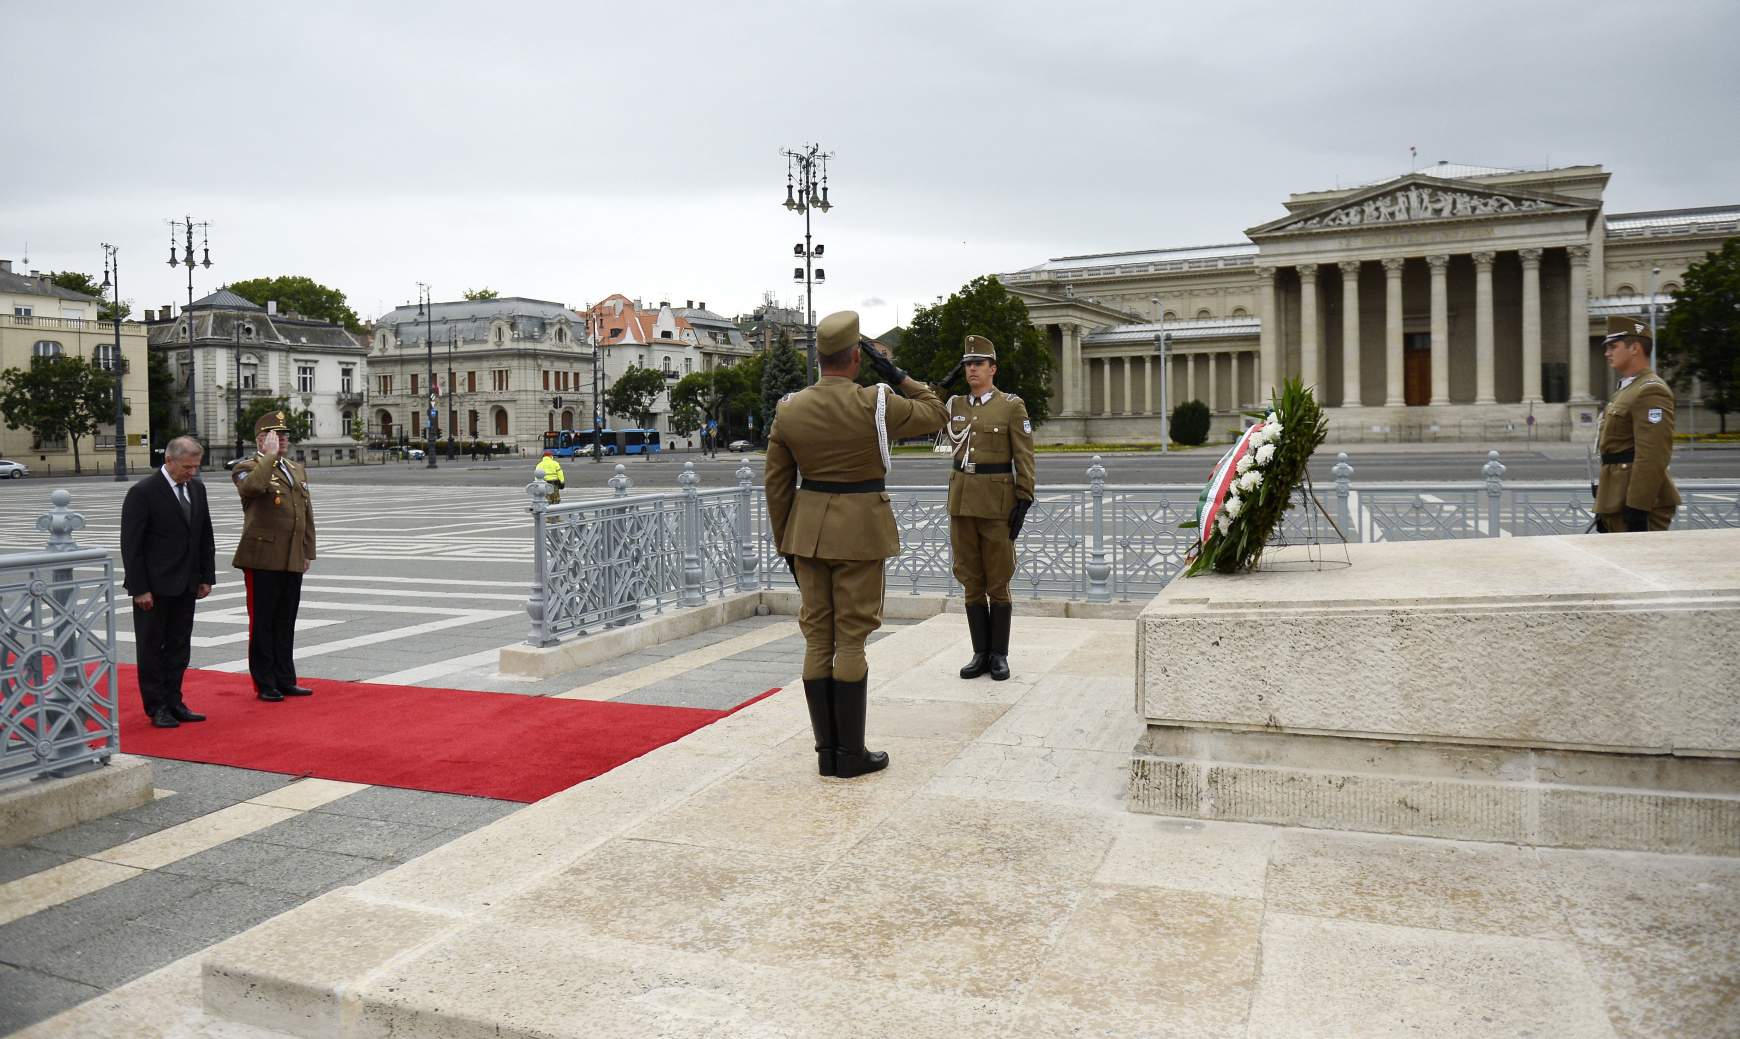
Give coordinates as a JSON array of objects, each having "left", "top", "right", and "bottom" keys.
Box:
[
  {"left": 779, "top": 143, "right": 834, "bottom": 384},
  {"left": 100, "top": 244, "right": 127, "bottom": 480},
  {"left": 167, "top": 216, "right": 212, "bottom": 443},
  {"left": 416, "top": 282, "right": 438, "bottom": 469}
]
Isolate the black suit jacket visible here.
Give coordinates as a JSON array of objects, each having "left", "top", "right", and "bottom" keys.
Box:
[{"left": 121, "top": 470, "right": 217, "bottom": 598}]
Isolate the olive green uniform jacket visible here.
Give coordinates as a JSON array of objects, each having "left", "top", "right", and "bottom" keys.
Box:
[
  {"left": 230, "top": 455, "right": 318, "bottom": 572},
  {"left": 946, "top": 391, "right": 1037, "bottom": 518},
  {"left": 765, "top": 377, "right": 948, "bottom": 559},
  {"left": 1594, "top": 369, "right": 1680, "bottom": 517}
]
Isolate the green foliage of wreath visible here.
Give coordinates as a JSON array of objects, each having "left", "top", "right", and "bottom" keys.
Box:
[{"left": 1182, "top": 378, "right": 1328, "bottom": 576}]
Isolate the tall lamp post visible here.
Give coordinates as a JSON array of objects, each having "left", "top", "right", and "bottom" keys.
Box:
[
  {"left": 167, "top": 216, "right": 212, "bottom": 441},
  {"left": 232, "top": 322, "right": 244, "bottom": 463},
  {"left": 589, "top": 308, "right": 605, "bottom": 462},
  {"left": 100, "top": 244, "right": 127, "bottom": 480},
  {"left": 1152, "top": 297, "right": 1172, "bottom": 453},
  {"left": 1646, "top": 264, "right": 1662, "bottom": 371},
  {"left": 446, "top": 329, "right": 458, "bottom": 461},
  {"left": 416, "top": 283, "right": 438, "bottom": 469},
  {"left": 779, "top": 143, "right": 833, "bottom": 384}
]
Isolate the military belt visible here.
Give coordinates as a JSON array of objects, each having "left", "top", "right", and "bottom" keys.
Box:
[
  {"left": 954, "top": 461, "right": 1012, "bottom": 475},
  {"left": 1601, "top": 450, "right": 1635, "bottom": 465},
  {"left": 799, "top": 478, "right": 886, "bottom": 494}
]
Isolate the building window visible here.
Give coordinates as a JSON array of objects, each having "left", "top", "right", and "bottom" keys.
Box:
[
  {"left": 410, "top": 373, "right": 419, "bottom": 395},
  {"left": 14, "top": 306, "right": 33, "bottom": 319},
  {"left": 494, "top": 407, "right": 508, "bottom": 436},
  {"left": 1232, "top": 307, "right": 1248, "bottom": 318},
  {"left": 557, "top": 327, "right": 568, "bottom": 343},
  {"left": 684, "top": 357, "right": 692, "bottom": 374},
  {"left": 32, "top": 340, "right": 62, "bottom": 359},
  {"left": 297, "top": 364, "right": 315, "bottom": 393},
  {"left": 543, "top": 371, "right": 551, "bottom": 390},
  {"left": 659, "top": 329, "right": 673, "bottom": 339},
  {"left": 467, "top": 370, "right": 476, "bottom": 393},
  {"left": 494, "top": 327, "right": 504, "bottom": 343},
  {"left": 340, "top": 366, "right": 354, "bottom": 394},
  {"left": 241, "top": 365, "right": 257, "bottom": 389},
  {"left": 1614, "top": 284, "right": 1636, "bottom": 297},
  {"left": 379, "top": 374, "right": 394, "bottom": 395},
  {"left": 492, "top": 369, "right": 509, "bottom": 391},
  {"left": 92, "top": 344, "right": 120, "bottom": 371},
  {"left": 662, "top": 355, "right": 673, "bottom": 374},
  {"left": 1196, "top": 309, "right": 1213, "bottom": 320},
  {"left": 468, "top": 409, "right": 478, "bottom": 436}
]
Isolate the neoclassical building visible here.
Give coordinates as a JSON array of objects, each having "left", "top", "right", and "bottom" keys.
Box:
[{"left": 1002, "top": 163, "right": 1736, "bottom": 442}]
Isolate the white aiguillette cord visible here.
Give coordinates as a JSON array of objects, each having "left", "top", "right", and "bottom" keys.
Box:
[{"left": 875, "top": 383, "right": 891, "bottom": 474}]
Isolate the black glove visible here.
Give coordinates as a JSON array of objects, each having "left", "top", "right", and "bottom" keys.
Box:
[
  {"left": 1008, "top": 498, "right": 1032, "bottom": 539},
  {"left": 1623, "top": 506, "right": 1649, "bottom": 533},
  {"left": 783, "top": 554, "right": 797, "bottom": 577},
  {"left": 859, "top": 339, "right": 906, "bottom": 385},
  {"left": 940, "top": 363, "right": 966, "bottom": 392}
]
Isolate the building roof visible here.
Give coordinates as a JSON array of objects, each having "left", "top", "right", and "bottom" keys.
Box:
[
  {"left": 1085, "top": 315, "right": 1261, "bottom": 346},
  {"left": 1014, "top": 242, "right": 1256, "bottom": 277},
  {"left": 1605, "top": 205, "right": 1740, "bottom": 238},
  {"left": 375, "top": 296, "right": 579, "bottom": 347},
  {"left": 187, "top": 288, "right": 264, "bottom": 311},
  {"left": 0, "top": 268, "right": 103, "bottom": 303},
  {"left": 1588, "top": 293, "right": 1672, "bottom": 317},
  {"left": 147, "top": 308, "right": 364, "bottom": 352}
]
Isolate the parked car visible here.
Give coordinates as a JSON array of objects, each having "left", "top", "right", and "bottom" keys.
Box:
[
  {"left": 406, "top": 448, "right": 425, "bottom": 460},
  {"left": 0, "top": 459, "right": 28, "bottom": 479},
  {"left": 728, "top": 440, "right": 753, "bottom": 452}
]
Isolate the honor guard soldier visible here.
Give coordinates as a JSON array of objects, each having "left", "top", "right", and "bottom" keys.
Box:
[
  {"left": 943, "top": 335, "right": 1036, "bottom": 681},
  {"left": 1595, "top": 315, "right": 1679, "bottom": 532},
  {"left": 232, "top": 410, "right": 318, "bottom": 701},
  {"left": 765, "top": 311, "right": 948, "bottom": 777}
]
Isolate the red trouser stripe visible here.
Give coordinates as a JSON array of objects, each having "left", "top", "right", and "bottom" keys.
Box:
[{"left": 243, "top": 568, "right": 255, "bottom": 638}]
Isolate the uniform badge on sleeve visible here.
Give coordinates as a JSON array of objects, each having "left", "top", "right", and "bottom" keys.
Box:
[
  {"left": 1022, "top": 420, "right": 1031, "bottom": 434},
  {"left": 1647, "top": 408, "right": 1664, "bottom": 424}
]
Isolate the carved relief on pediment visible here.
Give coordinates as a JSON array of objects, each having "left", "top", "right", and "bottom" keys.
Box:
[{"left": 1285, "top": 186, "right": 1570, "bottom": 231}]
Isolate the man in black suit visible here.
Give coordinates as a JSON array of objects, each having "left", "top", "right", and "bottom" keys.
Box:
[{"left": 120, "top": 436, "right": 217, "bottom": 728}]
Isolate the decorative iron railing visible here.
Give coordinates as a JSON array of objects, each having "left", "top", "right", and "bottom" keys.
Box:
[
  {"left": 523, "top": 454, "right": 1740, "bottom": 644},
  {"left": 1, "top": 491, "right": 119, "bottom": 785}
]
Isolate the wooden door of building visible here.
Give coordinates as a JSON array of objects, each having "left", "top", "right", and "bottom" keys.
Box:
[{"left": 1403, "top": 333, "right": 1431, "bottom": 406}]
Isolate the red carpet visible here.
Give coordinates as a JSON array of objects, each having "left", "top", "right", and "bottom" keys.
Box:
[{"left": 117, "top": 667, "right": 780, "bottom": 802}]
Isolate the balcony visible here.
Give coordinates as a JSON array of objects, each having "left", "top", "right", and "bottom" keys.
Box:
[{"left": 337, "top": 390, "right": 365, "bottom": 406}]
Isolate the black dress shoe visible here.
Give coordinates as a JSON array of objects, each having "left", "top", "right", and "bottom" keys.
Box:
[
  {"left": 150, "top": 707, "right": 180, "bottom": 728},
  {"left": 279, "top": 684, "right": 313, "bottom": 697},
  {"left": 169, "top": 704, "right": 206, "bottom": 722},
  {"left": 256, "top": 686, "right": 285, "bottom": 702}
]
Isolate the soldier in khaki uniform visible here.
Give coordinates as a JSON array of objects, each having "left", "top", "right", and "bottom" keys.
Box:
[
  {"left": 1594, "top": 315, "right": 1679, "bottom": 532},
  {"left": 944, "top": 335, "right": 1036, "bottom": 681},
  {"left": 765, "top": 311, "right": 948, "bottom": 777},
  {"left": 232, "top": 411, "right": 318, "bottom": 701}
]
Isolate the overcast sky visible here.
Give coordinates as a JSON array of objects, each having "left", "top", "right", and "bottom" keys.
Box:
[{"left": 4, "top": 0, "right": 1736, "bottom": 337}]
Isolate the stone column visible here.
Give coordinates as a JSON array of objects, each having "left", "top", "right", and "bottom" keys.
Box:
[
  {"left": 1256, "top": 267, "right": 1277, "bottom": 395},
  {"left": 1186, "top": 353, "right": 1196, "bottom": 405},
  {"left": 1143, "top": 356, "right": 1154, "bottom": 413},
  {"left": 1520, "top": 248, "right": 1543, "bottom": 403},
  {"left": 1382, "top": 258, "right": 1405, "bottom": 406},
  {"left": 1567, "top": 244, "right": 1592, "bottom": 402},
  {"left": 1298, "top": 263, "right": 1320, "bottom": 391},
  {"left": 1473, "top": 251, "right": 1497, "bottom": 405},
  {"left": 1122, "top": 357, "right": 1133, "bottom": 415},
  {"left": 1207, "top": 352, "right": 1219, "bottom": 412},
  {"left": 1230, "top": 351, "right": 1241, "bottom": 408},
  {"left": 1338, "top": 260, "right": 1362, "bottom": 407},
  {"left": 1101, "top": 356, "right": 1111, "bottom": 415},
  {"left": 1427, "top": 254, "right": 1450, "bottom": 405},
  {"left": 1062, "top": 324, "right": 1080, "bottom": 415}
]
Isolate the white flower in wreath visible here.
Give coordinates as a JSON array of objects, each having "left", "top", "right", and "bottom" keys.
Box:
[
  {"left": 1216, "top": 513, "right": 1231, "bottom": 535},
  {"left": 1255, "top": 442, "right": 1276, "bottom": 465},
  {"left": 1235, "top": 454, "right": 1253, "bottom": 475},
  {"left": 1264, "top": 422, "right": 1284, "bottom": 444},
  {"left": 1241, "top": 470, "right": 1264, "bottom": 493},
  {"left": 1223, "top": 494, "right": 1243, "bottom": 518}
]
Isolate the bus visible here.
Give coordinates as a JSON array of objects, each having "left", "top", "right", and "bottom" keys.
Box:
[
  {"left": 541, "top": 429, "right": 588, "bottom": 457},
  {"left": 615, "top": 429, "right": 661, "bottom": 455}
]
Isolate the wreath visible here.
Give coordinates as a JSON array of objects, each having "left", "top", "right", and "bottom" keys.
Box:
[{"left": 1180, "top": 378, "right": 1328, "bottom": 576}]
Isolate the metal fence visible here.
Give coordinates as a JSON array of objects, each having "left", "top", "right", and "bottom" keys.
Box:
[
  {"left": 523, "top": 455, "right": 1740, "bottom": 644},
  {"left": 1, "top": 491, "right": 120, "bottom": 786}
]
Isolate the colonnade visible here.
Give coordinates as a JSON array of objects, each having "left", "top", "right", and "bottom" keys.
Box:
[{"left": 1063, "top": 347, "right": 1260, "bottom": 416}]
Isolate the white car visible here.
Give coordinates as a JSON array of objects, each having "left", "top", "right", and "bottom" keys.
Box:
[
  {"left": 407, "top": 448, "right": 425, "bottom": 460},
  {"left": 0, "top": 459, "right": 28, "bottom": 479}
]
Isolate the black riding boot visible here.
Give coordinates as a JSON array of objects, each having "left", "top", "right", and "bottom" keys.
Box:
[
  {"left": 831, "top": 676, "right": 888, "bottom": 778},
  {"left": 988, "top": 603, "right": 1012, "bottom": 681},
  {"left": 802, "top": 677, "right": 837, "bottom": 777},
  {"left": 959, "top": 604, "right": 992, "bottom": 679}
]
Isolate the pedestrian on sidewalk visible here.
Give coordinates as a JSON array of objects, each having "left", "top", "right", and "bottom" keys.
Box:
[
  {"left": 1594, "top": 315, "right": 1679, "bottom": 532},
  {"left": 120, "top": 436, "right": 216, "bottom": 728},
  {"left": 535, "top": 449, "right": 565, "bottom": 504},
  {"left": 231, "top": 411, "right": 318, "bottom": 702},
  {"left": 765, "top": 310, "right": 948, "bottom": 778}
]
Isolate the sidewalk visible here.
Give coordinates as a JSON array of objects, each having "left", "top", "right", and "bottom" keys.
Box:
[{"left": 20, "top": 613, "right": 1736, "bottom": 1038}]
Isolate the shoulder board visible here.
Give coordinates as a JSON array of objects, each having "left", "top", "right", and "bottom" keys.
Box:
[
  {"left": 1002, "top": 392, "right": 1022, "bottom": 403},
  {"left": 778, "top": 392, "right": 794, "bottom": 407}
]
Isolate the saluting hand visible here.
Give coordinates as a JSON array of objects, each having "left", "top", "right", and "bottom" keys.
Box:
[{"left": 257, "top": 431, "right": 282, "bottom": 459}]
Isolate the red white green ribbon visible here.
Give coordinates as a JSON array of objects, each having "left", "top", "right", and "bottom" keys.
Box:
[{"left": 1197, "top": 421, "right": 1266, "bottom": 546}]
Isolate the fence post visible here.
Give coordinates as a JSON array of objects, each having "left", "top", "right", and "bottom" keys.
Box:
[
  {"left": 610, "top": 463, "right": 632, "bottom": 497},
  {"left": 1086, "top": 456, "right": 1111, "bottom": 603},
  {"left": 735, "top": 463, "right": 757, "bottom": 591},
  {"left": 523, "top": 481, "right": 557, "bottom": 646},
  {"left": 34, "top": 490, "right": 101, "bottom": 776},
  {"left": 679, "top": 462, "right": 704, "bottom": 607},
  {"left": 1482, "top": 450, "right": 1506, "bottom": 537},
  {"left": 1333, "top": 452, "right": 1356, "bottom": 542}
]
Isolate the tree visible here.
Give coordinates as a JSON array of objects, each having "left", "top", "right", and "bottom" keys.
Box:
[
  {"left": 1660, "top": 238, "right": 1740, "bottom": 432},
  {"left": 604, "top": 366, "right": 668, "bottom": 429},
  {"left": 895, "top": 275, "right": 1053, "bottom": 423},
  {"left": 760, "top": 333, "right": 808, "bottom": 439},
  {"left": 227, "top": 276, "right": 363, "bottom": 333},
  {"left": 1170, "top": 400, "right": 1211, "bottom": 446},
  {"left": 239, "top": 396, "right": 314, "bottom": 444},
  {"left": 463, "top": 287, "right": 500, "bottom": 301},
  {"left": 0, "top": 357, "right": 124, "bottom": 473},
  {"left": 146, "top": 350, "right": 183, "bottom": 447},
  {"left": 671, "top": 367, "right": 753, "bottom": 441},
  {"left": 48, "top": 271, "right": 130, "bottom": 321}
]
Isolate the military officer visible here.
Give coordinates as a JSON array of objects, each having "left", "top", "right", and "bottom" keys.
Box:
[
  {"left": 765, "top": 311, "right": 948, "bottom": 778},
  {"left": 232, "top": 411, "right": 318, "bottom": 701},
  {"left": 944, "top": 335, "right": 1036, "bottom": 681},
  {"left": 1594, "top": 315, "right": 1679, "bottom": 532}
]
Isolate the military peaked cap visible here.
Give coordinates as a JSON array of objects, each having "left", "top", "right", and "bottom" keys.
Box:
[
  {"left": 1602, "top": 315, "right": 1652, "bottom": 344},
  {"left": 255, "top": 410, "right": 290, "bottom": 435},
  {"left": 962, "top": 334, "right": 997, "bottom": 362},
  {"left": 816, "top": 311, "right": 861, "bottom": 358}
]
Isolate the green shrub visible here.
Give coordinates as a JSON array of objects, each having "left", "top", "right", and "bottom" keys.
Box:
[{"left": 1169, "top": 399, "right": 1211, "bottom": 446}]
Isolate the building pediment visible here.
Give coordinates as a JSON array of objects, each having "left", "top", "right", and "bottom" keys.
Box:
[{"left": 1247, "top": 176, "right": 1596, "bottom": 238}]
